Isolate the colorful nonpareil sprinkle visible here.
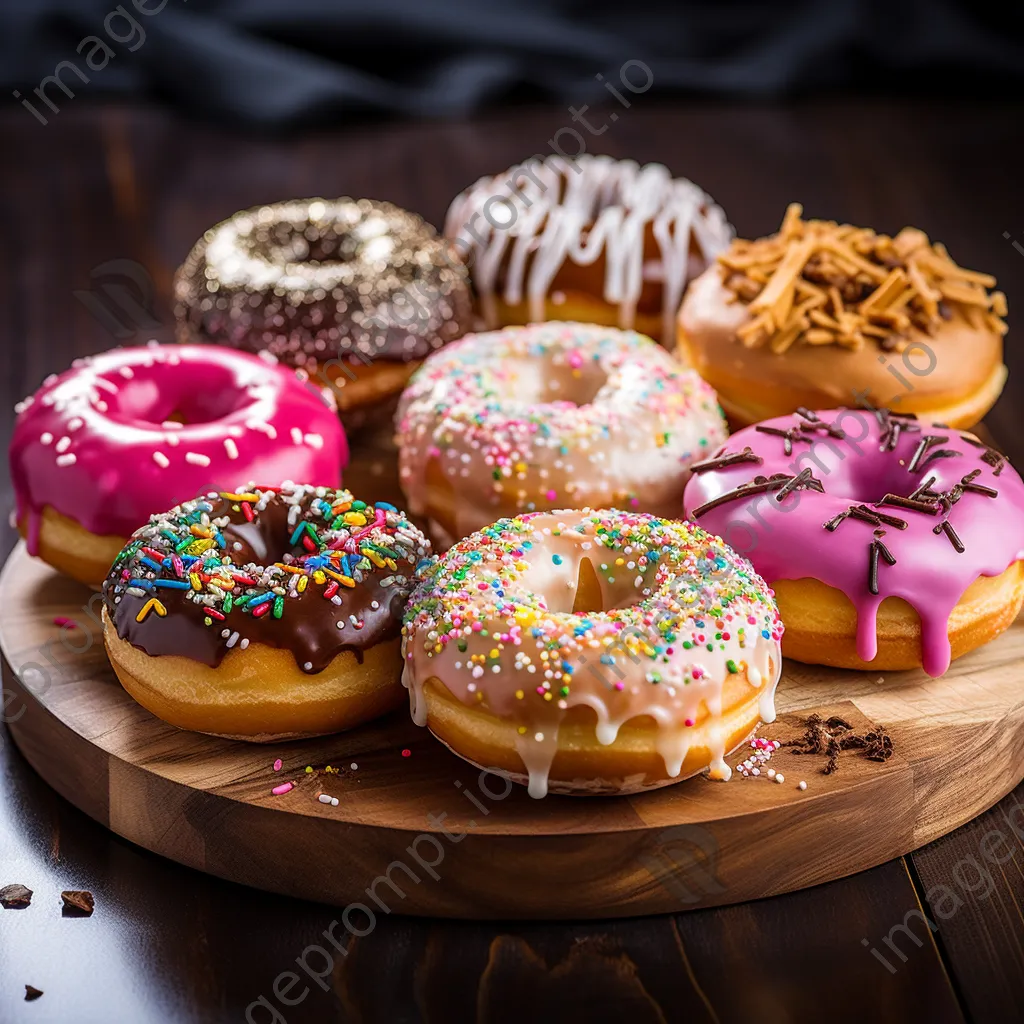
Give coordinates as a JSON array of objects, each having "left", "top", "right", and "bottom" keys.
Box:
[
  {"left": 103, "top": 484, "right": 431, "bottom": 673},
  {"left": 395, "top": 322, "right": 728, "bottom": 535}
]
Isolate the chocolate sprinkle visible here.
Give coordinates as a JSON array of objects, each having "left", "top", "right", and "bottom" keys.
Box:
[
  {"left": 934, "top": 520, "right": 966, "bottom": 553},
  {"left": 917, "top": 448, "right": 962, "bottom": 473},
  {"left": 878, "top": 493, "right": 941, "bottom": 515},
  {"left": 25, "top": 986, "right": 43, "bottom": 1002},
  {"left": 689, "top": 447, "right": 763, "bottom": 474},
  {"left": 907, "top": 435, "right": 949, "bottom": 474}
]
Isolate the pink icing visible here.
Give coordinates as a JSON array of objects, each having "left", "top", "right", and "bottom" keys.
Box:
[
  {"left": 10, "top": 343, "right": 347, "bottom": 545},
  {"left": 682, "top": 408, "right": 1024, "bottom": 677}
]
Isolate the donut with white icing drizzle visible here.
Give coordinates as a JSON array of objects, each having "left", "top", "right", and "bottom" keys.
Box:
[
  {"left": 395, "top": 321, "right": 728, "bottom": 546},
  {"left": 401, "top": 508, "right": 783, "bottom": 798},
  {"left": 445, "top": 155, "right": 732, "bottom": 343},
  {"left": 683, "top": 407, "right": 1024, "bottom": 676}
]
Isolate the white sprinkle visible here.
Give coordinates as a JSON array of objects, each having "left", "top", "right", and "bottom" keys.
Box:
[
  {"left": 224, "top": 438, "right": 239, "bottom": 460},
  {"left": 304, "top": 432, "right": 323, "bottom": 449},
  {"left": 318, "top": 793, "right": 333, "bottom": 805},
  {"left": 152, "top": 451, "right": 170, "bottom": 468},
  {"left": 534, "top": 732, "right": 544, "bottom": 742},
  {"left": 186, "top": 452, "right": 211, "bottom": 466},
  {"left": 291, "top": 427, "right": 303, "bottom": 445},
  {"left": 751, "top": 767, "right": 760, "bottom": 776},
  {"left": 95, "top": 400, "right": 108, "bottom": 412},
  {"left": 120, "top": 366, "right": 134, "bottom": 378},
  {"left": 55, "top": 436, "right": 71, "bottom": 453},
  {"left": 239, "top": 638, "right": 249, "bottom": 650},
  {"left": 798, "top": 780, "right": 807, "bottom": 790},
  {"left": 331, "top": 797, "right": 339, "bottom": 807},
  {"left": 303, "top": 661, "right": 313, "bottom": 671},
  {"left": 67, "top": 417, "right": 83, "bottom": 431},
  {"left": 161, "top": 419, "right": 183, "bottom": 429},
  {"left": 767, "top": 768, "right": 776, "bottom": 779},
  {"left": 350, "top": 763, "right": 358, "bottom": 770},
  {"left": 165, "top": 433, "right": 180, "bottom": 446},
  {"left": 40, "top": 432, "right": 53, "bottom": 445},
  {"left": 56, "top": 453, "right": 76, "bottom": 467},
  {"left": 775, "top": 773, "right": 785, "bottom": 784},
  {"left": 225, "top": 631, "right": 240, "bottom": 648}
]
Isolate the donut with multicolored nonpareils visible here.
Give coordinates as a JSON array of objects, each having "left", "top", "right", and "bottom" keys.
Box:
[
  {"left": 401, "top": 508, "right": 783, "bottom": 797},
  {"left": 395, "top": 321, "right": 728, "bottom": 546},
  {"left": 102, "top": 484, "right": 431, "bottom": 741}
]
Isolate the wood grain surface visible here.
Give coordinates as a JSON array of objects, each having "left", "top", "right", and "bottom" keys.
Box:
[{"left": 0, "top": 98, "right": 1022, "bottom": 1022}]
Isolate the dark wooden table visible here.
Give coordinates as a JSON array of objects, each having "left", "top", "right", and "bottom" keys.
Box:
[{"left": 1, "top": 99, "right": 1023, "bottom": 1024}]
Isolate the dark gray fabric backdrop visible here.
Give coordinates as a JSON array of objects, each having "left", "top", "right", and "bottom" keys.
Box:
[{"left": 2, "top": 0, "right": 1022, "bottom": 129}]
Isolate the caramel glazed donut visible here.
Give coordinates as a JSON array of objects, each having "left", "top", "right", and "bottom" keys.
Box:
[
  {"left": 683, "top": 407, "right": 1024, "bottom": 678},
  {"left": 402, "top": 509, "right": 783, "bottom": 797},
  {"left": 677, "top": 204, "right": 1008, "bottom": 428},
  {"left": 445, "top": 154, "right": 732, "bottom": 344},
  {"left": 174, "top": 198, "right": 473, "bottom": 419},
  {"left": 395, "top": 321, "right": 728, "bottom": 547},
  {"left": 102, "top": 485, "right": 431, "bottom": 741}
]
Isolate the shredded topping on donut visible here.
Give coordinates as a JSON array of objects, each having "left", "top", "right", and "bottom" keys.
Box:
[
  {"left": 719, "top": 204, "right": 1007, "bottom": 353},
  {"left": 104, "top": 484, "right": 431, "bottom": 673}
]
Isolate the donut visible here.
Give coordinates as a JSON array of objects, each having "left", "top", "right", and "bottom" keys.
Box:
[
  {"left": 677, "top": 204, "right": 1008, "bottom": 428},
  {"left": 446, "top": 155, "right": 732, "bottom": 344},
  {"left": 10, "top": 344, "right": 345, "bottom": 588},
  {"left": 401, "top": 509, "right": 783, "bottom": 797},
  {"left": 682, "top": 406, "right": 1024, "bottom": 677},
  {"left": 174, "top": 198, "right": 473, "bottom": 422},
  {"left": 395, "top": 321, "right": 728, "bottom": 547},
  {"left": 102, "top": 484, "right": 431, "bottom": 741}
]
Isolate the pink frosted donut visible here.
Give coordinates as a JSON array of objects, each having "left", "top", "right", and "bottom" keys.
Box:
[
  {"left": 11, "top": 343, "right": 347, "bottom": 586},
  {"left": 683, "top": 407, "right": 1024, "bottom": 676}
]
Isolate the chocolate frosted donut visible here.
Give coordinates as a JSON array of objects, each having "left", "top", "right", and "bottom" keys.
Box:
[
  {"left": 174, "top": 198, "right": 473, "bottom": 417},
  {"left": 102, "top": 484, "right": 431, "bottom": 740}
]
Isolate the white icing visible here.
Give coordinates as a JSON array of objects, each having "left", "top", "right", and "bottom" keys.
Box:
[{"left": 445, "top": 155, "right": 733, "bottom": 340}]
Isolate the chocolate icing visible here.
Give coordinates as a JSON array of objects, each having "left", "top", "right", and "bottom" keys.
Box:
[{"left": 103, "top": 485, "right": 431, "bottom": 673}]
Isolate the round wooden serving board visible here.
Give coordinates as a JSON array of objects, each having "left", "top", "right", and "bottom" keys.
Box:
[{"left": 3, "top": 431, "right": 1024, "bottom": 919}]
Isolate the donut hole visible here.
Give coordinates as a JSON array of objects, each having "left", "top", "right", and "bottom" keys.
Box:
[
  {"left": 104, "top": 370, "right": 254, "bottom": 427},
  {"left": 256, "top": 216, "right": 393, "bottom": 267},
  {"left": 502, "top": 356, "right": 608, "bottom": 407}
]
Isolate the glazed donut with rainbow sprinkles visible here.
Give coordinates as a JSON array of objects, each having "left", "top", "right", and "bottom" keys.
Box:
[
  {"left": 401, "top": 507, "right": 783, "bottom": 797},
  {"left": 395, "top": 321, "right": 727, "bottom": 546}
]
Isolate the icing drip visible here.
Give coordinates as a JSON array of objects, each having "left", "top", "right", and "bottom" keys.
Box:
[
  {"left": 396, "top": 322, "right": 727, "bottom": 540},
  {"left": 445, "top": 155, "right": 733, "bottom": 341},
  {"left": 402, "top": 509, "right": 784, "bottom": 797},
  {"left": 684, "top": 408, "right": 1024, "bottom": 677}
]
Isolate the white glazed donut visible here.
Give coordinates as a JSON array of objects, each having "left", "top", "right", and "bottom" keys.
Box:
[
  {"left": 401, "top": 508, "right": 784, "bottom": 797},
  {"left": 395, "top": 321, "right": 728, "bottom": 545}
]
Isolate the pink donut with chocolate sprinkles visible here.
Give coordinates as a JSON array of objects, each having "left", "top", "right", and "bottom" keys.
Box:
[
  {"left": 683, "top": 407, "right": 1024, "bottom": 676},
  {"left": 10, "top": 343, "right": 346, "bottom": 587}
]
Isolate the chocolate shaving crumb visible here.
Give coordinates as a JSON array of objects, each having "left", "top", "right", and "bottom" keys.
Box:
[
  {"left": 1, "top": 884, "right": 33, "bottom": 909},
  {"left": 61, "top": 890, "right": 94, "bottom": 916},
  {"left": 783, "top": 714, "right": 894, "bottom": 774},
  {"left": 25, "top": 986, "right": 43, "bottom": 1002},
  {"left": 907, "top": 435, "right": 949, "bottom": 474}
]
